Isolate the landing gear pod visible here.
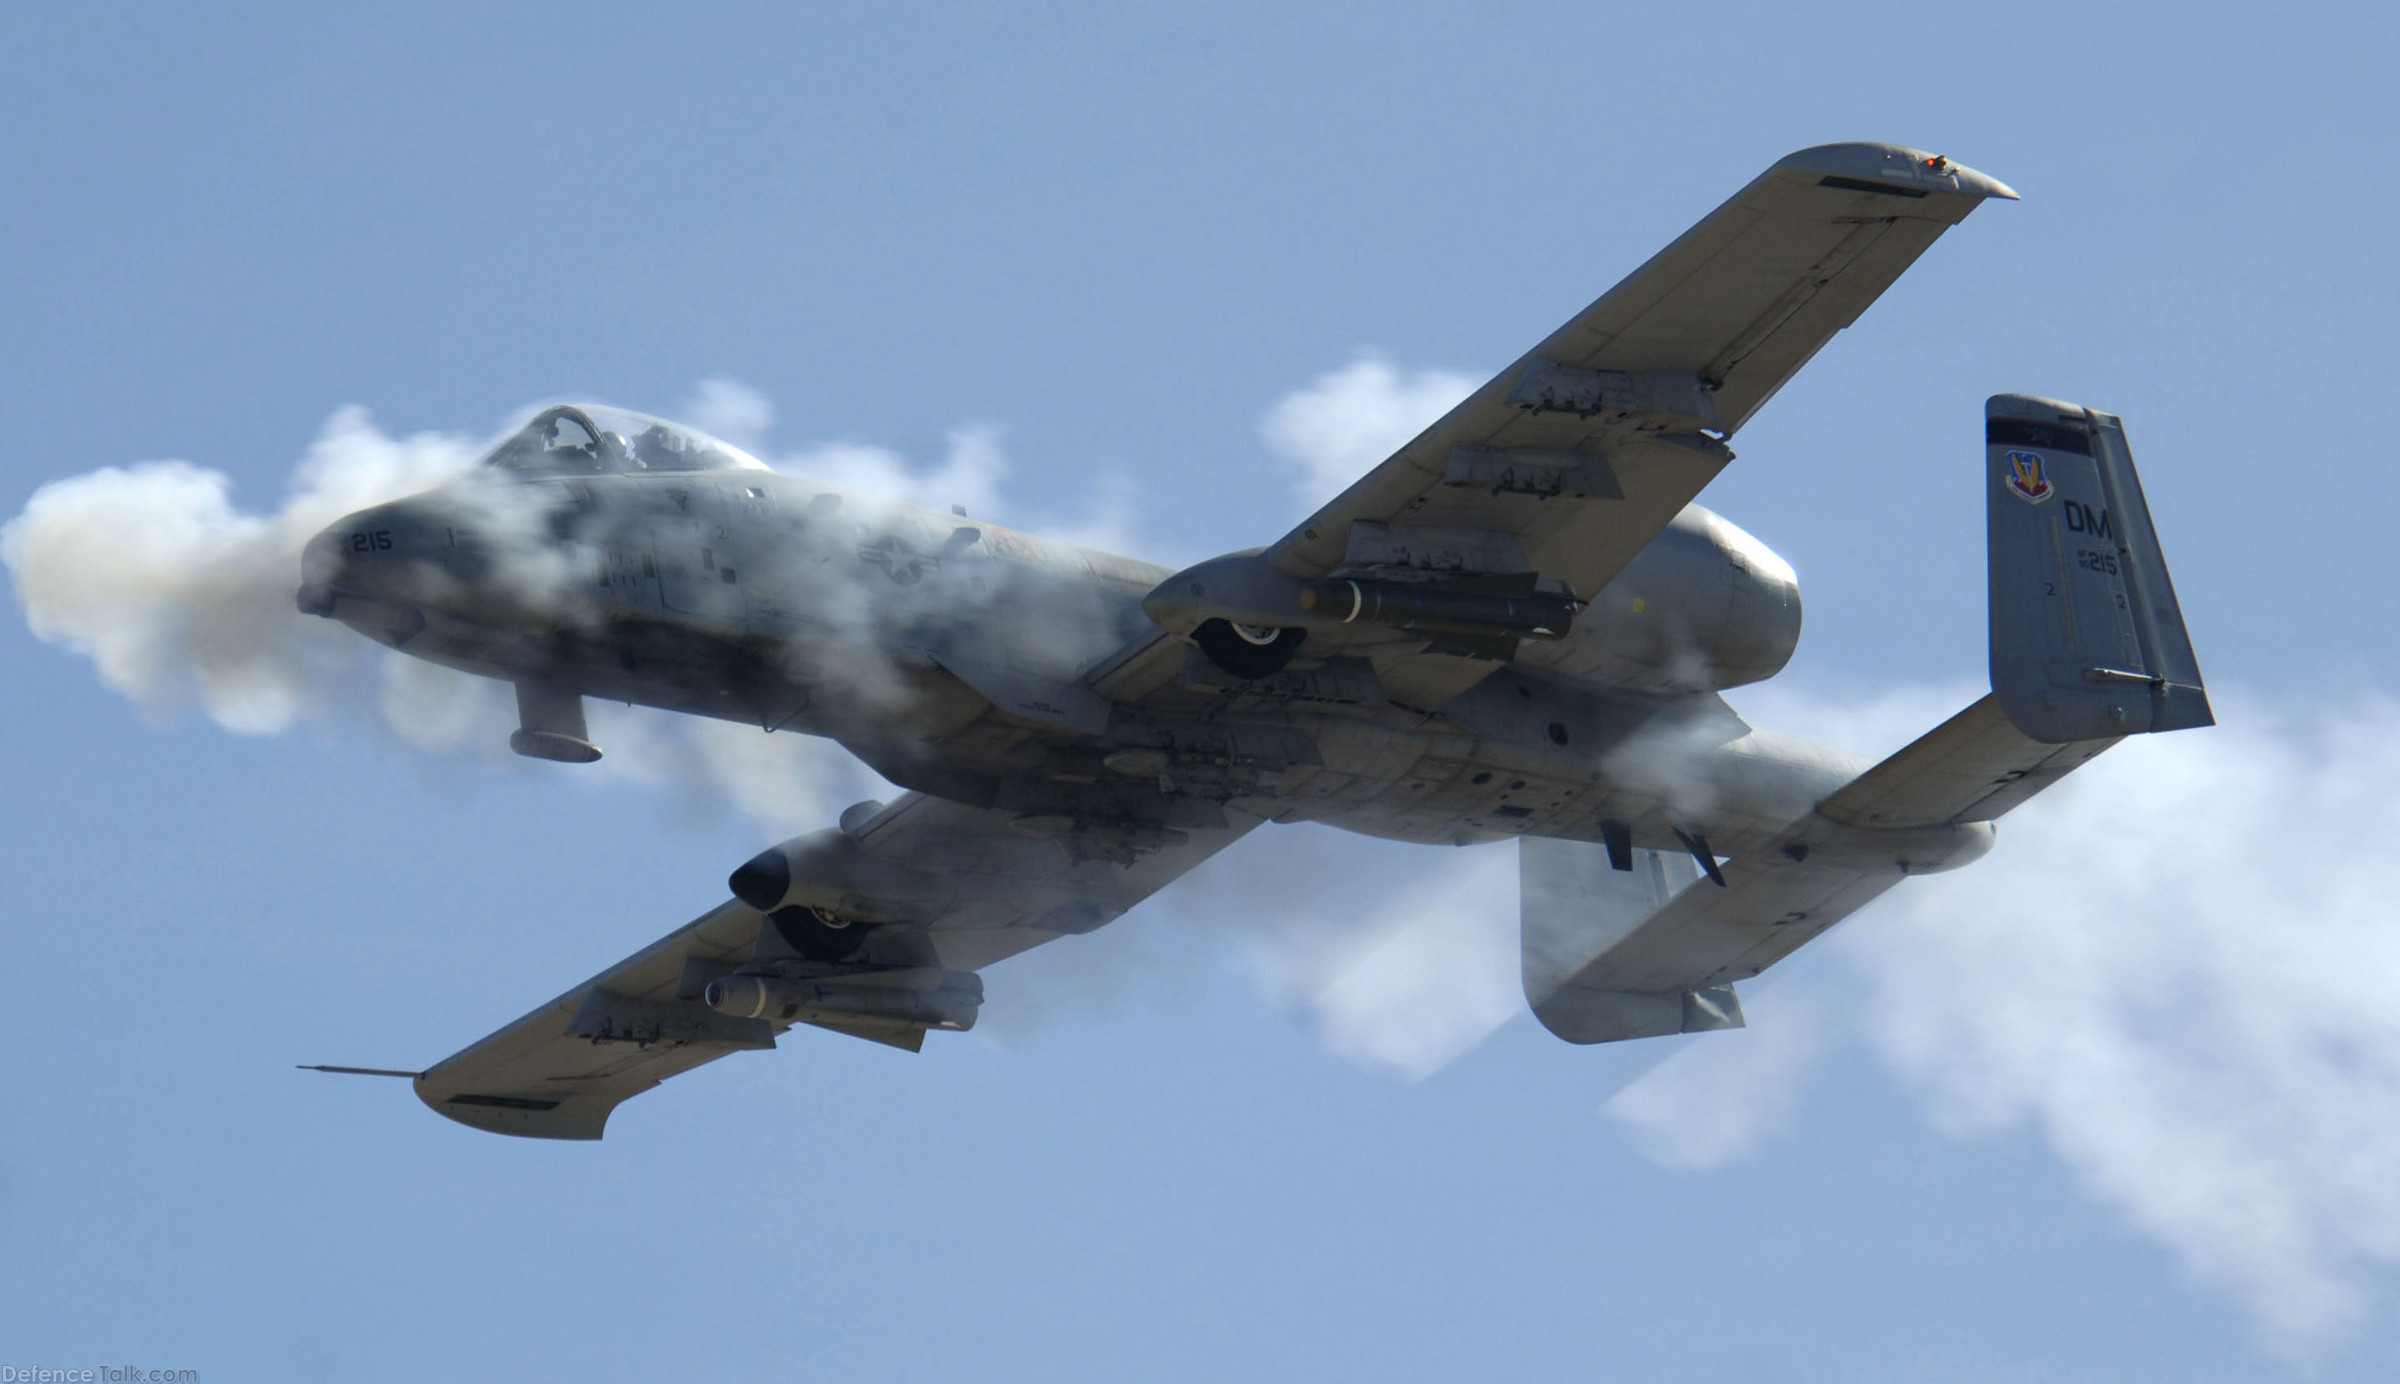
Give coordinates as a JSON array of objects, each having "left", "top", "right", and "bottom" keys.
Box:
[{"left": 509, "top": 683, "right": 601, "bottom": 763}]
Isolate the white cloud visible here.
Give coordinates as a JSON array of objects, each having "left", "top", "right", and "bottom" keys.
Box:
[
  {"left": 1604, "top": 981, "right": 1836, "bottom": 1169},
  {"left": 1258, "top": 353, "right": 1477, "bottom": 506},
  {"left": 683, "top": 377, "right": 777, "bottom": 452},
  {"left": 1861, "top": 697, "right": 2400, "bottom": 1355},
  {"left": 1601, "top": 686, "right": 2400, "bottom": 1358},
  {"left": 777, "top": 425, "right": 1013, "bottom": 521},
  {"left": 1232, "top": 840, "right": 1522, "bottom": 1079},
  {"left": 742, "top": 399, "right": 1137, "bottom": 553}
]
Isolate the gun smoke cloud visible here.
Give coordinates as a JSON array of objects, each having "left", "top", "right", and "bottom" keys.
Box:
[
  {"left": 1605, "top": 683, "right": 2400, "bottom": 1358},
  {"left": 0, "top": 389, "right": 1058, "bottom": 832},
  {"left": 1260, "top": 357, "right": 2400, "bottom": 1355}
]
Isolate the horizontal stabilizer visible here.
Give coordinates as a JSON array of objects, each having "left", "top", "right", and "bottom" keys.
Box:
[{"left": 1526, "top": 393, "right": 2215, "bottom": 1046}]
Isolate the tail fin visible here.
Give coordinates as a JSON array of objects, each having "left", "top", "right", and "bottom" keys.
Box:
[
  {"left": 1987, "top": 394, "right": 2212, "bottom": 742},
  {"left": 1520, "top": 393, "right": 2214, "bottom": 1046}
]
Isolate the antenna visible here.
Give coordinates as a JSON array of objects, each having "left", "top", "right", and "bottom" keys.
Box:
[{"left": 297, "top": 1065, "right": 424, "bottom": 1079}]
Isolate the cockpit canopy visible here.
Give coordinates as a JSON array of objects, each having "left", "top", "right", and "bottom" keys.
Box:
[{"left": 481, "top": 404, "right": 771, "bottom": 477}]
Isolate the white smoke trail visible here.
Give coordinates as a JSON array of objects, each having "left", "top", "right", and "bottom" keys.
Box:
[
  {"left": 683, "top": 377, "right": 777, "bottom": 453},
  {"left": 1250, "top": 353, "right": 2400, "bottom": 1356},
  {"left": 3, "top": 387, "right": 1151, "bottom": 835},
  {"left": 0, "top": 398, "right": 981, "bottom": 833},
  {"left": 1600, "top": 978, "right": 1837, "bottom": 1168},
  {"left": 687, "top": 378, "right": 1141, "bottom": 555},
  {"left": 1234, "top": 838, "right": 1521, "bottom": 1077},
  {"left": 1600, "top": 685, "right": 2400, "bottom": 1357},
  {"left": 1214, "top": 670, "right": 2400, "bottom": 1357},
  {"left": 4, "top": 406, "right": 475, "bottom": 735}
]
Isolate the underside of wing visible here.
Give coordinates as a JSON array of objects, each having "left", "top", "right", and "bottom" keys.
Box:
[
  {"left": 413, "top": 903, "right": 778, "bottom": 1140},
  {"left": 1137, "top": 145, "right": 2015, "bottom": 712},
  {"left": 1263, "top": 142, "right": 2016, "bottom": 605},
  {"left": 411, "top": 796, "right": 1262, "bottom": 1139}
]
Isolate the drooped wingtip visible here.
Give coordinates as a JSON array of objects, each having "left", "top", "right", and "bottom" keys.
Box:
[
  {"left": 1775, "top": 141, "right": 2018, "bottom": 202},
  {"left": 1961, "top": 165, "right": 2021, "bottom": 201}
]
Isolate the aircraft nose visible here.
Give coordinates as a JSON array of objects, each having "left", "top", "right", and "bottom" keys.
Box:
[
  {"left": 297, "top": 499, "right": 456, "bottom": 616},
  {"left": 297, "top": 523, "right": 348, "bottom": 616}
]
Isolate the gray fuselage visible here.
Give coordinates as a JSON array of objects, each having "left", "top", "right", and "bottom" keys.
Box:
[{"left": 300, "top": 411, "right": 1868, "bottom": 865}]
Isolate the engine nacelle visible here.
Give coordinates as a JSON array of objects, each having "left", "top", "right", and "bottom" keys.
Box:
[
  {"left": 1141, "top": 505, "right": 1799, "bottom": 695},
  {"left": 727, "top": 819, "right": 951, "bottom": 924},
  {"left": 1834, "top": 820, "right": 1997, "bottom": 875},
  {"left": 1520, "top": 506, "right": 1801, "bottom": 694}
]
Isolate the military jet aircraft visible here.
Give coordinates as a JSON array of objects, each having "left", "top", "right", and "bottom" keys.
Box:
[{"left": 296, "top": 142, "right": 2211, "bottom": 1139}]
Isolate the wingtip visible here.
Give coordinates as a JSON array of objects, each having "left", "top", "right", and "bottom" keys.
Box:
[
  {"left": 1969, "top": 167, "right": 2023, "bottom": 201},
  {"left": 1775, "top": 141, "right": 2018, "bottom": 201}
]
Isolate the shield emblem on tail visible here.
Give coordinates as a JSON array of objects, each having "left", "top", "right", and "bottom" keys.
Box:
[{"left": 2004, "top": 450, "right": 2053, "bottom": 504}]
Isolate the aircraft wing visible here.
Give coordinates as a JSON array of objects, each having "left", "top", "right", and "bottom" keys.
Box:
[
  {"left": 1259, "top": 144, "right": 2014, "bottom": 706},
  {"left": 405, "top": 794, "right": 1262, "bottom": 1139}
]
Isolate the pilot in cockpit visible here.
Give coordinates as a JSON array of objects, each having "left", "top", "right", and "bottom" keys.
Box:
[
  {"left": 630, "top": 423, "right": 686, "bottom": 472},
  {"left": 480, "top": 405, "right": 767, "bottom": 477}
]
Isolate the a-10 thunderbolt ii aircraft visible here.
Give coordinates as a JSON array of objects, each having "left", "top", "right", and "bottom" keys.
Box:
[{"left": 296, "top": 143, "right": 2212, "bottom": 1138}]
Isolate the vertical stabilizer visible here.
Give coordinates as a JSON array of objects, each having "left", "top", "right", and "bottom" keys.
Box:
[{"left": 1986, "top": 395, "right": 2211, "bottom": 743}]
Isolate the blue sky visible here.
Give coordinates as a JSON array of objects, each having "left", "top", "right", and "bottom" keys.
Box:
[{"left": 6, "top": 2, "right": 2399, "bottom": 1379}]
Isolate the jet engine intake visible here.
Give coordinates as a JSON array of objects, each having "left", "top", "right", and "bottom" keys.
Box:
[
  {"left": 1190, "top": 618, "right": 1307, "bottom": 679},
  {"left": 728, "top": 846, "right": 793, "bottom": 911}
]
